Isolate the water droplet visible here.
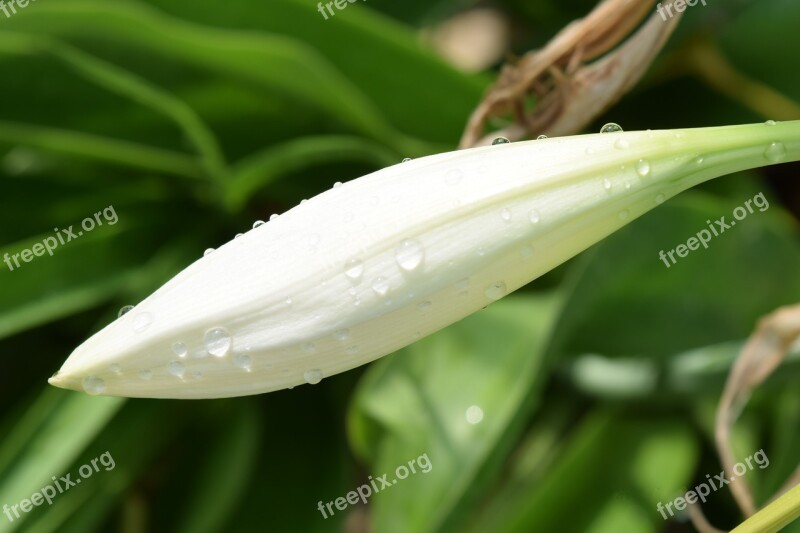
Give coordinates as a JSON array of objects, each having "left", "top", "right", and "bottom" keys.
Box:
[
  {"left": 655, "top": 194, "right": 665, "bottom": 205},
  {"left": 118, "top": 305, "right": 134, "bottom": 318},
  {"left": 139, "top": 369, "right": 153, "bottom": 381},
  {"left": 529, "top": 210, "right": 541, "bottom": 224},
  {"left": 109, "top": 363, "right": 121, "bottom": 374},
  {"left": 766, "top": 120, "right": 777, "bottom": 126},
  {"left": 600, "top": 122, "right": 623, "bottom": 134},
  {"left": 395, "top": 239, "right": 424, "bottom": 272},
  {"left": 371, "top": 277, "right": 390, "bottom": 296},
  {"left": 82, "top": 376, "right": 106, "bottom": 395},
  {"left": 253, "top": 220, "right": 265, "bottom": 229},
  {"left": 614, "top": 138, "right": 630, "bottom": 150},
  {"left": 334, "top": 329, "right": 350, "bottom": 341},
  {"left": 618, "top": 209, "right": 630, "bottom": 221},
  {"left": 520, "top": 245, "right": 533, "bottom": 258},
  {"left": 417, "top": 301, "right": 432, "bottom": 310},
  {"left": 444, "top": 168, "right": 463, "bottom": 186},
  {"left": 484, "top": 281, "right": 507, "bottom": 301},
  {"left": 235, "top": 233, "right": 245, "bottom": 240},
  {"left": 233, "top": 354, "right": 252, "bottom": 371},
  {"left": 492, "top": 136, "right": 510, "bottom": 145},
  {"left": 204, "top": 248, "right": 214, "bottom": 256},
  {"left": 635, "top": 159, "right": 651, "bottom": 177},
  {"left": 285, "top": 297, "right": 293, "bottom": 306},
  {"left": 477, "top": 246, "right": 486, "bottom": 256},
  {"left": 765, "top": 141, "right": 787, "bottom": 162},
  {"left": 695, "top": 156, "right": 705, "bottom": 165},
  {"left": 133, "top": 312, "right": 153, "bottom": 333},
  {"left": 466, "top": 405, "right": 484, "bottom": 424},
  {"left": 344, "top": 258, "right": 364, "bottom": 283},
  {"left": 269, "top": 214, "right": 279, "bottom": 222},
  {"left": 304, "top": 369, "right": 323, "bottom": 385},
  {"left": 204, "top": 327, "right": 231, "bottom": 357},
  {"left": 602, "top": 178, "right": 612, "bottom": 191},
  {"left": 402, "top": 157, "right": 412, "bottom": 162},
  {"left": 333, "top": 181, "right": 343, "bottom": 188},
  {"left": 346, "top": 345, "right": 359, "bottom": 355},
  {"left": 536, "top": 134, "right": 548, "bottom": 140},
  {"left": 500, "top": 208, "right": 512, "bottom": 222},
  {"left": 172, "top": 342, "right": 187, "bottom": 358},
  {"left": 625, "top": 182, "right": 632, "bottom": 190},
  {"left": 168, "top": 361, "right": 185, "bottom": 378}
]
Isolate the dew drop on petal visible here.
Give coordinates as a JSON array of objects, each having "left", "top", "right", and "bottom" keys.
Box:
[
  {"left": 133, "top": 312, "right": 153, "bottom": 333},
  {"left": 492, "top": 136, "right": 510, "bottom": 145},
  {"left": 172, "top": 342, "right": 188, "bottom": 358},
  {"left": 600, "top": 122, "right": 623, "bottom": 134},
  {"left": 304, "top": 369, "right": 323, "bottom": 385},
  {"left": 233, "top": 354, "right": 252, "bottom": 371},
  {"left": 168, "top": 361, "right": 186, "bottom": 378},
  {"left": 269, "top": 214, "right": 279, "bottom": 221},
  {"left": 234, "top": 233, "right": 243, "bottom": 239},
  {"left": 766, "top": 120, "right": 777, "bottom": 126},
  {"left": 371, "top": 277, "right": 390, "bottom": 296},
  {"left": 696, "top": 156, "right": 705, "bottom": 165},
  {"left": 109, "top": 363, "right": 121, "bottom": 374},
  {"left": 529, "top": 209, "right": 541, "bottom": 224},
  {"left": 765, "top": 141, "right": 787, "bottom": 162},
  {"left": 204, "top": 327, "right": 231, "bottom": 357},
  {"left": 395, "top": 239, "right": 424, "bottom": 272},
  {"left": 82, "top": 376, "right": 106, "bottom": 395},
  {"left": 484, "top": 281, "right": 507, "bottom": 301},
  {"left": 344, "top": 258, "right": 364, "bottom": 283},
  {"left": 333, "top": 181, "right": 343, "bottom": 189},
  {"left": 602, "top": 178, "right": 612, "bottom": 191},
  {"left": 118, "top": 305, "right": 134, "bottom": 318},
  {"left": 635, "top": 159, "right": 651, "bottom": 177},
  {"left": 139, "top": 369, "right": 153, "bottom": 381},
  {"left": 346, "top": 345, "right": 359, "bottom": 355},
  {"left": 536, "top": 134, "right": 548, "bottom": 140},
  {"left": 500, "top": 208, "right": 512, "bottom": 222},
  {"left": 334, "top": 329, "right": 350, "bottom": 341},
  {"left": 253, "top": 220, "right": 265, "bottom": 229},
  {"left": 204, "top": 248, "right": 214, "bottom": 257},
  {"left": 402, "top": 157, "right": 412, "bottom": 162}
]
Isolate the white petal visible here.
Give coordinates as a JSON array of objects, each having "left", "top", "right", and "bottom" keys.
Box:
[{"left": 49, "top": 122, "right": 800, "bottom": 398}]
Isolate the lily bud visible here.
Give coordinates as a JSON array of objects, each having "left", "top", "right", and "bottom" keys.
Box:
[{"left": 49, "top": 121, "right": 800, "bottom": 398}]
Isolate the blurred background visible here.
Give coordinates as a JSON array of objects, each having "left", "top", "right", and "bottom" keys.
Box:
[{"left": 1, "top": 0, "right": 799, "bottom": 531}]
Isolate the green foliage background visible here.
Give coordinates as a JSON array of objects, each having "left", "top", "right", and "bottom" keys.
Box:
[{"left": 0, "top": 0, "right": 799, "bottom": 531}]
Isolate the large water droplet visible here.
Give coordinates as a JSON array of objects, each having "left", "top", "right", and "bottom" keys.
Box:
[
  {"left": 205, "top": 327, "right": 231, "bottom": 357},
  {"left": 344, "top": 258, "right": 364, "bottom": 283},
  {"left": 233, "top": 354, "right": 252, "bottom": 371},
  {"left": 402, "top": 157, "right": 412, "bottom": 162},
  {"left": 269, "top": 214, "right": 279, "bottom": 221},
  {"left": 765, "top": 120, "right": 777, "bottom": 126},
  {"left": 484, "top": 281, "right": 507, "bottom": 301},
  {"left": 204, "top": 248, "right": 214, "bottom": 256},
  {"left": 82, "top": 376, "right": 106, "bottom": 395},
  {"left": 536, "top": 134, "right": 548, "bottom": 140},
  {"left": 133, "top": 312, "right": 153, "bottom": 333},
  {"left": 492, "top": 136, "right": 510, "bottom": 145},
  {"left": 168, "top": 361, "right": 186, "bottom": 378},
  {"left": 635, "top": 159, "right": 651, "bottom": 177},
  {"left": 118, "top": 305, "right": 134, "bottom": 318},
  {"left": 253, "top": 220, "right": 265, "bottom": 229},
  {"left": 395, "top": 239, "right": 424, "bottom": 272},
  {"left": 235, "top": 233, "right": 243, "bottom": 239},
  {"left": 371, "top": 277, "right": 390, "bottom": 296},
  {"left": 765, "top": 141, "right": 787, "bottom": 162},
  {"left": 466, "top": 405, "right": 484, "bottom": 424},
  {"left": 172, "top": 342, "right": 188, "bottom": 358},
  {"left": 334, "top": 329, "right": 350, "bottom": 341},
  {"left": 500, "top": 208, "right": 512, "bottom": 222},
  {"left": 333, "top": 181, "right": 343, "bottom": 188},
  {"left": 600, "top": 122, "right": 623, "bottom": 134},
  {"left": 304, "top": 369, "right": 323, "bottom": 385}
]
